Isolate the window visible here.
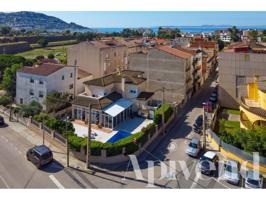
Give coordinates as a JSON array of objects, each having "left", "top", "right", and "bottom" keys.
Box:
[
  {"left": 114, "top": 52, "right": 116, "bottom": 57},
  {"left": 30, "top": 78, "right": 34, "bottom": 83},
  {"left": 70, "top": 73, "right": 73, "bottom": 78},
  {"left": 39, "top": 91, "right": 44, "bottom": 98},
  {"left": 20, "top": 98, "right": 23, "bottom": 104},
  {"left": 39, "top": 80, "right": 43, "bottom": 85},
  {"left": 29, "top": 89, "right": 34, "bottom": 96},
  {"left": 62, "top": 75, "right": 65, "bottom": 80},
  {"left": 69, "top": 84, "right": 73, "bottom": 89},
  {"left": 130, "top": 90, "right": 136, "bottom": 94}
]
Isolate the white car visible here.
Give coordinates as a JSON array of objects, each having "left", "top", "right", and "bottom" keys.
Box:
[
  {"left": 186, "top": 138, "right": 201, "bottom": 157},
  {"left": 223, "top": 160, "right": 240, "bottom": 185},
  {"left": 245, "top": 170, "right": 264, "bottom": 189}
]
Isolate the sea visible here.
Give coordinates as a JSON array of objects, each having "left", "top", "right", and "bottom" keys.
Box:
[{"left": 92, "top": 25, "right": 266, "bottom": 34}]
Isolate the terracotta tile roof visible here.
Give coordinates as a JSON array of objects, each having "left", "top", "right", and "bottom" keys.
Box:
[
  {"left": 157, "top": 46, "right": 193, "bottom": 59},
  {"left": 175, "top": 45, "right": 197, "bottom": 56},
  {"left": 72, "top": 91, "right": 122, "bottom": 110},
  {"left": 190, "top": 41, "right": 216, "bottom": 49},
  {"left": 17, "top": 63, "right": 67, "bottom": 76}
]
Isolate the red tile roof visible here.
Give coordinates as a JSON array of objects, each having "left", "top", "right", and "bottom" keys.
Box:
[
  {"left": 157, "top": 46, "right": 193, "bottom": 59},
  {"left": 190, "top": 41, "right": 216, "bottom": 49},
  {"left": 18, "top": 63, "right": 66, "bottom": 76}
]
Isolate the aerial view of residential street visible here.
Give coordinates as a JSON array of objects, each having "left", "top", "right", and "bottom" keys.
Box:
[{"left": 0, "top": 10, "right": 266, "bottom": 191}]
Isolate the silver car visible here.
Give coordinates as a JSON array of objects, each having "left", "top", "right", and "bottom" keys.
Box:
[
  {"left": 223, "top": 160, "right": 240, "bottom": 185},
  {"left": 245, "top": 170, "right": 264, "bottom": 189},
  {"left": 186, "top": 138, "right": 201, "bottom": 157}
]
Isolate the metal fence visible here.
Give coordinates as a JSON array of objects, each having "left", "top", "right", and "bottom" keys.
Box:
[
  {"left": 208, "top": 129, "right": 266, "bottom": 166},
  {"left": 54, "top": 131, "right": 66, "bottom": 144}
]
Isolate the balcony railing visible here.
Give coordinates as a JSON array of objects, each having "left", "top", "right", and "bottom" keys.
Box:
[{"left": 240, "top": 97, "right": 266, "bottom": 118}]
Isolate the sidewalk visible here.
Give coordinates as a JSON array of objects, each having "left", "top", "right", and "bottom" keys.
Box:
[{"left": 2, "top": 115, "right": 87, "bottom": 170}]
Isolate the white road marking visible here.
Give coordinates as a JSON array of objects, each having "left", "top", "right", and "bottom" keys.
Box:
[
  {"left": 49, "top": 175, "right": 65, "bottom": 189},
  {"left": 0, "top": 176, "right": 10, "bottom": 188}
]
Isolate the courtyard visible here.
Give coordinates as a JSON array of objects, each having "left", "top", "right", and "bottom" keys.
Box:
[{"left": 72, "top": 117, "right": 153, "bottom": 143}]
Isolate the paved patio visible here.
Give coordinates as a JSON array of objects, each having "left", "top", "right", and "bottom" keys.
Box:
[{"left": 72, "top": 117, "right": 153, "bottom": 143}]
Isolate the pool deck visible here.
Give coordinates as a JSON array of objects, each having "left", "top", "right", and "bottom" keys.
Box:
[{"left": 72, "top": 117, "right": 153, "bottom": 143}]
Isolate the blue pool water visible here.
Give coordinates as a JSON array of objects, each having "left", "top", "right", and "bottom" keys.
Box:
[{"left": 107, "top": 130, "right": 132, "bottom": 143}]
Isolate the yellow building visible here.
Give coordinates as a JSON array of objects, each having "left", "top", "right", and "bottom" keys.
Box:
[{"left": 240, "top": 78, "right": 266, "bottom": 129}]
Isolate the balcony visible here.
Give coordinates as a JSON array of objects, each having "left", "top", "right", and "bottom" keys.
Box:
[{"left": 240, "top": 97, "right": 266, "bottom": 119}]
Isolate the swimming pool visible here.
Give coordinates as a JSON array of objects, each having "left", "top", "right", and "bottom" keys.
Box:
[{"left": 107, "top": 130, "right": 132, "bottom": 143}]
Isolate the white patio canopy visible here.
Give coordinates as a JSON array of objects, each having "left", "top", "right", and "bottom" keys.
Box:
[{"left": 103, "top": 98, "right": 133, "bottom": 117}]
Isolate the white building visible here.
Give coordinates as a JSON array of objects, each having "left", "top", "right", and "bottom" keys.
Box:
[
  {"left": 16, "top": 63, "right": 76, "bottom": 108},
  {"left": 71, "top": 70, "right": 158, "bottom": 129},
  {"left": 220, "top": 32, "right": 231, "bottom": 43}
]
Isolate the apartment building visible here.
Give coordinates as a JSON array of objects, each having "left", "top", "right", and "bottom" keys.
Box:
[
  {"left": 220, "top": 32, "right": 231, "bottom": 43},
  {"left": 129, "top": 45, "right": 196, "bottom": 103},
  {"left": 218, "top": 52, "right": 266, "bottom": 109},
  {"left": 16, "top": 63, "right": 75, "bottom": 109},
  {"left": 67, "top": 39, "right": 128, "bottom": 77},
  {"left": 71, "top": 70, "right": 157, "bottom": 129}
]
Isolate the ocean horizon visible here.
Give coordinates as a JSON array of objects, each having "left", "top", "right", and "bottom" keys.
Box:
[{"left": 93, "top": 25, "right": 266, "bottom": 33}]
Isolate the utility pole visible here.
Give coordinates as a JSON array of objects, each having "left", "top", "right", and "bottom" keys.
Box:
[
  {"left": 42, "top": 118, "right": 45, "bottom": 145},
  {"left": 202, "top": 106, "right": 206, "bottom": 151},
  {"left": 86, "top": 104, "right": 92, "bottom": 169},
  {"left": 65, "top": 115, "right": 69, "bottom": 167},
  {"left": 162, "top": 87, "right": 165, "bottom": 134}
]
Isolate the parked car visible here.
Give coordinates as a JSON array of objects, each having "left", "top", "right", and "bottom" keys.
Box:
[
  {"left": 0, "top": 115, "right": 5, "bottom": 126},
  {"left": 209, "top": 95, "right": 217, "bottom": 103},
  {"left": 223, "top": 160, "right": 240, "bottom": 185},
  {"left": 193, "top": 127, "right": 202, "bottom": 134},
  {"left": 198, "top": 151, "right": 219, "bottom": 175},
  {"left": 245, "top": 170, "right": 264, "bottom": 189},
  {"left": 193, "top": 115, "right": 203, "bottom": 128},
  {"left": 27, "top": 145, "right": 53, "bottom": 169},
  {"left": 186, "top": 138, "right": 201, "bottom": 157}
]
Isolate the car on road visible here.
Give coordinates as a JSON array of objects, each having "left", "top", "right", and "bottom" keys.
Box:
[
  {"left": 26, "top": 145, "right": 53, "bottom": 169},
  {"left": 245, "top": 170, "right": 264, "bottom": 189},
  {"left": 0, "top": 115, "right": 5, "bottom": 126},
  {"left": 198, "top": 151, "right": 219, "bottom": 175},
  {"left": 186, "top": 138, "right": 201, "bottom": 157},
  {"left": 193, "top": 115, "right": 203, "bottom": 128},
  {"left": 223, "top": 160, "right": 240, "bottom": 185},
  {"left": 209, "top": 95, "right": 217, "bottom": 103}
]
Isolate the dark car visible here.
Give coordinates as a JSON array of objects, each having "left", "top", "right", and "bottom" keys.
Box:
[
  {"left": 198, "top": 151, "right": 219, "bottom": 175},
  {"left": 0, "top": 115, "right": 5, "bottom": 126},
  {"left": 27, "top": 145, "right": 53, "bottom": 169},
  {"left": 193, "top": 115, "right": 203, "bottom": 129}
]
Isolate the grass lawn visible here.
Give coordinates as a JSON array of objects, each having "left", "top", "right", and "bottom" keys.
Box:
[
  {"left": 223, "top": 108, "right": 240, "bottom": 115},
  {"left": 30, "top": 40, "right": 78, "bottom": 48},
  {"left": 219, "top": 119, "right": 240, "bottom": 135},
  {"left": 15, "top": 44, "right": 73, "bottom": 63}
]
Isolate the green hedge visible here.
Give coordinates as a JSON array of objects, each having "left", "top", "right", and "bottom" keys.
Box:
[
  {"left": 154, "top": 103, "right": 174, "bottom": 125},
  {"left": 0, "top": 95, "right": 12, "bottom": 106},
  {"left": 70, "top": 123, "right": 157, "bottom": 157}
]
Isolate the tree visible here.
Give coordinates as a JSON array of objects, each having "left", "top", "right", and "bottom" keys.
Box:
[
  {"left": 0, "top": 26, "right": 12, "bottom": 35},
  {"left": 75, "top": 32, "right": 97, "bottom": 42},
  {"left": 1, "top": 63, "right": 22, "bottom": 97},
  {"left": 0, "top": 95, "right": 12, "bottom": 106},
  {"left": 248, "top": 30, "right": 258, "bottom": 41},
  {"left": 0, "top": 55, "right": 26, "bottom": 75},
  {"left": 47, "top": 53, "right": 55, "bottom": 59},
  {"left": 19, "top": 101, "right": 43, "bottom": 117},
  {"left": 217, "top": 39, "right": 225, "bottom": 51},
  {"left": 37, "top": 38, "right": 48, "bottom": 47},
  {"left": 228, "top": 26, "right": 240, "bottom": 42},
  {"left": 44, "top": 92, "right": 71, "bottom": 113}
]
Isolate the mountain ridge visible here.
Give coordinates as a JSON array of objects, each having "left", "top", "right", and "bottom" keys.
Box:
[{"left": 0, "top": 11, "right": 91, "bottom": 32}]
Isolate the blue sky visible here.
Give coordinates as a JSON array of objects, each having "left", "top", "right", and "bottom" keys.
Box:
[{"left": 42, "top": 11, "right": 266, "bottom": 28}]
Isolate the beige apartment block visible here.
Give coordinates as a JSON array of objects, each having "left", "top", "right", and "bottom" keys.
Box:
[
  {"left": 67, "top": 40, "right": 128, "bottom": 78},
  {"left": 218, "top": 52, "right": 266, "bottom": 109}
]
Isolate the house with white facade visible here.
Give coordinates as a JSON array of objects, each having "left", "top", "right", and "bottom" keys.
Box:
[
  {"left": 71, "top": 70, "right": 157, "bottom": 130},
  {"left": 220, "top": 32, "right": 231, "bottom": 43},
  {"left": 16, "top": 63, "right": 76, "bottom": 109}
]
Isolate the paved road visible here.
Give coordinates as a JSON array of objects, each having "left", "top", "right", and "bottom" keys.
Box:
[{"left": 0, "top": 121, "right": 92, "bottom": 188}]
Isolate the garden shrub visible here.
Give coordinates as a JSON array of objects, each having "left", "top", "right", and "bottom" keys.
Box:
[
  {"left": 154, "top": 103, "right": 174, "bottom": 125},
  {"left": 0, "top": 95, "right": 12, "bottom": 106}
]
